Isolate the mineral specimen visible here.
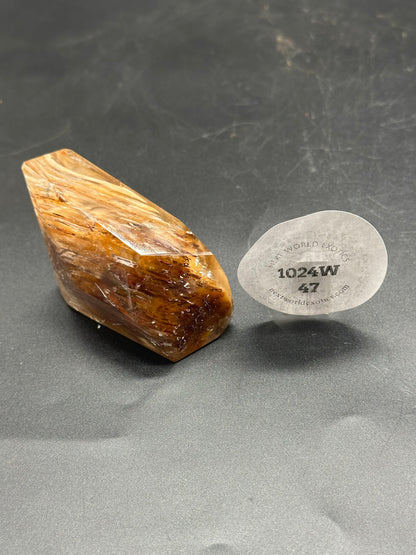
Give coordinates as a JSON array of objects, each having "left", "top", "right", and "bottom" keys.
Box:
[{"left": 22, "top": 149, "right": 233, "bottom": 361}]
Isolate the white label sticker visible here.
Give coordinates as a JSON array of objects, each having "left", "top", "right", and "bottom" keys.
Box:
[{"left": 237, "top": 211, "right": 388, "bottom": 315}]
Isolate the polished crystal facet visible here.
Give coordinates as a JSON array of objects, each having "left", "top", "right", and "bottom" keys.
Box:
[{"left": 22, "top": 149, "right": 233, "bottom": 361}]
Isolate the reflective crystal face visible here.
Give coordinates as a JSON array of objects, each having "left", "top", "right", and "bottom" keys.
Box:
[
  {"left": 238, "top": 211, "right": 388, "bottom": 315},
  {"left": 22, "top": 149, "right": 233, "bottom": 361}
]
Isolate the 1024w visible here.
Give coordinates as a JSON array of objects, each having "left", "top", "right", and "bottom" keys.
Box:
[{"left": 277, "top": 265, "right": 340, "bottom": 279}]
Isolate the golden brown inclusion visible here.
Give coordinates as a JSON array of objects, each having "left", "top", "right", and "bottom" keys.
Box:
[{"left": 22, "top": 149, "right": 233, "bottom": 361}]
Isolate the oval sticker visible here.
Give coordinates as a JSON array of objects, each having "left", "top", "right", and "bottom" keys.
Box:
[{"left": 238, "top": 211, "right": 388, "bottom": 315}]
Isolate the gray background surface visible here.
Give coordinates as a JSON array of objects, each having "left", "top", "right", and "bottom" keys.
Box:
[{"left": 1, "top": 1, "right": 416, "bottom": 553}]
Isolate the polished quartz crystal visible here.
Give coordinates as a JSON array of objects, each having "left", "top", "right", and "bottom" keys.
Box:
[{"left": 22, "top": 149, "right": 233, "bottom": 361}]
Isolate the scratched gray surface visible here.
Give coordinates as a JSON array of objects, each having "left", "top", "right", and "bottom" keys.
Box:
[{"left": 1, "top": 1, "right": 416, "bottom": 553}]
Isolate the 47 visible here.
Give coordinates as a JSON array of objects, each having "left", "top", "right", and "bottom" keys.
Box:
[{"left": 298, "top": 282, "right": 319, "bottom": 293}]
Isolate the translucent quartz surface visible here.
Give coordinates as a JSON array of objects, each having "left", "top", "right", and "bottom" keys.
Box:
[
  {"left": 238, "top": 211, "right": 387, "bottom": 315},
  {"left": 22, "top": 149, "right": 233, "bottom": 361}
]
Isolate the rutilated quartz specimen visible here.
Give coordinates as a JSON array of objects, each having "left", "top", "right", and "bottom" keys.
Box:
[{"left": 22, "top": 149, "right": 233, "bottom": 361}]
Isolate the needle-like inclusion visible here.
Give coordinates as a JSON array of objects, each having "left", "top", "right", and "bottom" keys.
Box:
[{"left": 22, "top": 149, "right": 233, "bottom": 361}]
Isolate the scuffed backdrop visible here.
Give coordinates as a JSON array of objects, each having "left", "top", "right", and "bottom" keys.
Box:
[{"left": 1, "top": 1, "right": 416, "bottom": 553}]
